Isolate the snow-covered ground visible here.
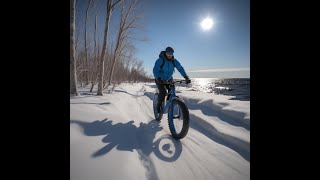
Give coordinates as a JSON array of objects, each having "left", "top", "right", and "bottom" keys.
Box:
[{"left": 70, "top": 82, "right": 250, "bottom": 180}]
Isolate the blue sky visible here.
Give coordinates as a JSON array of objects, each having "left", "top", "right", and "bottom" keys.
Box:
[{"left": 76, "top": 0, "right": 250, "bottom": 78}]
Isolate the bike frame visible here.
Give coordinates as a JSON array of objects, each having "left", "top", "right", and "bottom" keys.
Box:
[
  {"left": 161, "top": 84, "right": 177, "bottom": 114},
  {"left": 161, "top": 80, "right": 186, "bottom": 123}
]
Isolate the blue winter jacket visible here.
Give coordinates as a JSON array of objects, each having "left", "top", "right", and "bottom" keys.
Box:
[{"left": 153, "top": 51, "right": 187, "bottom": 80}]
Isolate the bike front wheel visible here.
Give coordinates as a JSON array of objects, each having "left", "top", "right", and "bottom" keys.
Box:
[{"left": 168, "top": 98, "right": 189, "bottom": 139}]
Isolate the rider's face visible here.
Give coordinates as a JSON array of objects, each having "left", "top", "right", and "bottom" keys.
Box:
[{"left": 166, "top": 52, "right": 173, "bottom": 59}]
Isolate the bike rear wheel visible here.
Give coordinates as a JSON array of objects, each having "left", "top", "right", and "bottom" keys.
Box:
[
  {"left": 168, "top": 98, "right": 189, "bottom": 139},
  {"left": 153, "top": 93, "right": 163, "bottom": 121}
]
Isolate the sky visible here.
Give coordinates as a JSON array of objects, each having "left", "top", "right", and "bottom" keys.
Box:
[{"left": 75, "top": 0, "right": 250, "bottom": 78}]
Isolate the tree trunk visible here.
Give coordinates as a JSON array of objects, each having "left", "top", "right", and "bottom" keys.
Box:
[
  {"left": 70, "top": 0, "right": 79, "bottom": 96},
  {"left": 97, "top": 11, "right": 111, "bottom": 95},
  {"left": 90, "top": 13, "right": 98, "bottom": 93},
  {"left": 85, "top": 0, "right": 93, "bottom": 86},
  {"left": 97, "top": 0, "right": 121, "bottom": 95}
]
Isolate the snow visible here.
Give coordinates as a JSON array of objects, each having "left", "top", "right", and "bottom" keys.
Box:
[{"left": 70, "top": 82, "right": 250, "bottom": 180}]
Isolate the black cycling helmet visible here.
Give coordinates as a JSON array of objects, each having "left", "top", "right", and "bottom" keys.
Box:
[{"left": 165, "top": 47, "right": 174, "bottom": 53}]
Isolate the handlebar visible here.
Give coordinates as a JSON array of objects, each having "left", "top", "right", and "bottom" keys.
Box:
[{"left": 161, "top": 80, "right": 187, "bottom": 85}]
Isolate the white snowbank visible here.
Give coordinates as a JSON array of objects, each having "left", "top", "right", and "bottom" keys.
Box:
[{"left": 70, "top": 82, "right": 250, "bottom": 180}]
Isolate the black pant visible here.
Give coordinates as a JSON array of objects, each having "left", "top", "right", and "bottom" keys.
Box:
[{"left": 155, "top": 81, "right": 172, "bottom": 104}]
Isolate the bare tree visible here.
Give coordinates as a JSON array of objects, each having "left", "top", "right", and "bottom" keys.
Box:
[
  {"left": 89, "top": 0, "right": 99, "bottom": 92},
  {"left": 97, "top": 0, "right": 122, "bottom": 96},
  {"left": 74, "top": 0, "right": 150, "bottom": 94},
  {"left": 70, "top": 0, "right": 79, "bottom": 96},
  {"left": 84, "top": 0, "right": 94, "bottom": 86},
  {"left": 106, "top": 0, "right": 140, "bottom": 89},
  {"left": 133, "top": 60, "right": 143, "bottom": 82}
]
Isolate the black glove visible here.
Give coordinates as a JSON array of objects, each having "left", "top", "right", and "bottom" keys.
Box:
[
  {"left": 156, "top": 77, "right": 164, "bottom": 84},
  {"left": 184, "top": 76, "right": 191, "bottom": 84}
]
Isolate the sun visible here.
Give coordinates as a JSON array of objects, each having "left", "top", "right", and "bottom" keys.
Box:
[{"left": 201, "top": 17, "right": 214, "bottom": 31}]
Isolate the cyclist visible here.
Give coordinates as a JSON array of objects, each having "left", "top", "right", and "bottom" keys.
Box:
[{"left": 153, "top": 46, "right": 191, "bottom": 113}]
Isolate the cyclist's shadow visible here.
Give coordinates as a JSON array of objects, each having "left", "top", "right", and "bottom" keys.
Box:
[{"left": 70, "top": 118, "right": 182, "bottom": 162}]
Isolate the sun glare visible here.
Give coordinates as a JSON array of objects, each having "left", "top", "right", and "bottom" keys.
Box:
[{"left": 201, "top": 17, "right": 214, "bottom": 31}]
